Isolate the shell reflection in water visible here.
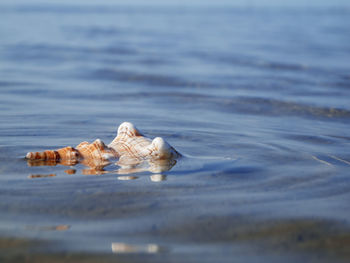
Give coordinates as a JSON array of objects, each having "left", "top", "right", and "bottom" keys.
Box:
[
  {"left": 117, "top": 176, "right": 139, "bottom": 181},
  {"left": 116, "top": 174, "right": 167, "bottom": 182},
  {"left": 28, "top": 174, "right": 56, "bottom": 179},
  {"left": 111, "top": 243, "right": 164, "bottom": 254},
  {"left": 64, "top": 169, "right": 76, "bottom": 175},
  {"left": 25, "top": 122, "right": 180, "bottom": 175},
  {"left": 26, "top": 224, "right": 70, "bottom": 231},
  {"left": 150, "top": 174, "right": 167, "bottom": 182}
]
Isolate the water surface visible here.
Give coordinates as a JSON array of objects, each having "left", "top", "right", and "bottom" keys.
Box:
[{"left": 0, "top": 1, "right": 350, "bottom": 262}]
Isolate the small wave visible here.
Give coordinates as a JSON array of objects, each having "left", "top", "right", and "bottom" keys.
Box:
[
  {"left": 3, "top": 43, "right": 137, "bottom": 64},
  {"left": 89, "top": 69, "right": 189, "bottom": 88},
  {"left": 223, "top": 96, "right": 350, "bottom": 120},
  {"left": 189, "top": 51, "right": 346, "bottom": 78}
]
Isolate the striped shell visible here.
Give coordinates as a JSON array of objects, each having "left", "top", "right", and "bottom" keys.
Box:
[
  {"left": 26, "top": 140, "right": 115, "bottom": 169},
  {"left": 109, "top": 122, "right": 180, "bottom": 161},
  {"left": 77, "top": 139, "right": 116, "bottom": 169},
  {"left": 26, "top": 146, "right": 80, "bottom": 166},
  {"left": 25, "top": 122, "right": 180, "bottom": 172}
]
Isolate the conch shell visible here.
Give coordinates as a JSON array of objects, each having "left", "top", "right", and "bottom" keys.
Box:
[
  {"left": 109, "top": 122, "right": 180, "bottom": 162},
  {"left": 26, "top": 122, "right": 180, "bottom": 174}
]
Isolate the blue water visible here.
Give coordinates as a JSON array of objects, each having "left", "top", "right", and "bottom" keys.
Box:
[{"left": 0, "top": 1, "right": 350, "bottom": 262}]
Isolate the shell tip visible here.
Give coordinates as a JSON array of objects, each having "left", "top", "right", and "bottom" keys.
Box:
[{"left": 25, "top": 152, "right": 32, "bottom": 159}]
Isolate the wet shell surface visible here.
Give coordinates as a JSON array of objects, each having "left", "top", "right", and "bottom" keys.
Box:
[
  {"left": 25, "top": 122, "right": 180, "bottom": 174},
  {"left": 109, "top": 122, "right": 180, "bottom": 161}
]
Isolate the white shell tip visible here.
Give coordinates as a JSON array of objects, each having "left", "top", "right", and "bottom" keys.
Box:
[
  {"left": 118, "top": 122, "right": 135, "bottom": 131},
  {"left": 152, "top": 137, "right": 170, "bottom": 151}
]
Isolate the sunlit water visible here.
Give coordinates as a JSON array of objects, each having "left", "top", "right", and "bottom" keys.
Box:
[{"left": 0, "top": 1, "right": 350, "bottom": 262}]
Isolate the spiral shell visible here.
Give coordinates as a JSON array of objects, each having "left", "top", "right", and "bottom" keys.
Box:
[
  {"left": 25, "top": 122, "right": 180, "bottom": 172},
  {"left": 109, "top": 122, "right": 180, "bottom": 160},
  {"left": 77, "top": 139, "right": 116, "bottom": 169},
  {"left": 26, "top": 146, "right": 80, "bottom": 166}
]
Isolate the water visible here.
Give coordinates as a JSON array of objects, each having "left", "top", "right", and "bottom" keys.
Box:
[{"left": 1, "top": 1, "right": 350, "bottom": 262}]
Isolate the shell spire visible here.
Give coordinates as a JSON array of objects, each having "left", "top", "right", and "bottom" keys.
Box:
[
  {"left": 25, "top": 141, "right": 116, "bottom": 169},
  {"left": 26, "top": 146, "right": 80, "bottom": 162},
  {"left": 108, "top": 122, "right": 150, "bottom": 159}
]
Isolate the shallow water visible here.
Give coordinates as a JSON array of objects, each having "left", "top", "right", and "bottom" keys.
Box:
[{"left": 1, "top": 1, "right": 350, "bottom": 262}]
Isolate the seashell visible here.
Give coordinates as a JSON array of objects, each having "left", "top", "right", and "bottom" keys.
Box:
[
  {"left": 77, "top": 139, "right": 116, "bottom": 170},
  {"left": 109, "top": 122, "right": 181, "bottom": 160},
  {"left": 26, "top": 140, "right": 116, "bottom": 169},
  {"left": 26, "top": 146, "right": 79, "bottom": 162},
  {"left": 26, "top": 122, "right": 180, "bottom": 173}
]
